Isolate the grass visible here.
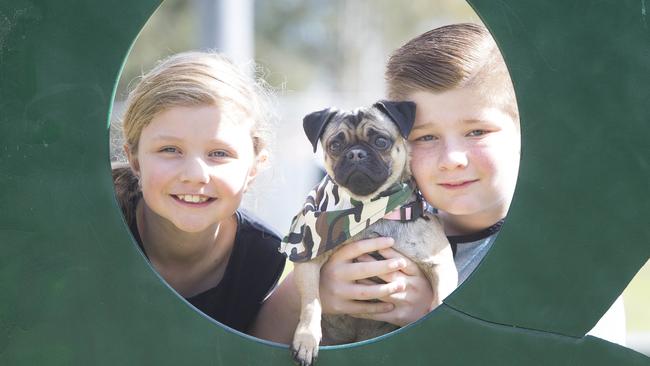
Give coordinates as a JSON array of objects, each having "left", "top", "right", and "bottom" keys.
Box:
[{"left": 623, "top": 260, "right": 650, "bottom": 332}]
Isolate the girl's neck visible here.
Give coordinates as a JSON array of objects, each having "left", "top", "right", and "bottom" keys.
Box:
[{"left": 135, "top": 201, "right": 237, "bottom": 297}]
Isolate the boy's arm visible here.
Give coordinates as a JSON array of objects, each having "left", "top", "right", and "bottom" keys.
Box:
[
  {"left": 319, "top": 237, "right": 435, "bottom": 327},
  {"left": 251, "top": 236, "right": 436, "bottom": 342}
]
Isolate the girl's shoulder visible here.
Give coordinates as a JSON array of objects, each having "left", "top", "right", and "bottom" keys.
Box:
[{"left": 235, "top": 209, "right": 282, "bottom": 244}]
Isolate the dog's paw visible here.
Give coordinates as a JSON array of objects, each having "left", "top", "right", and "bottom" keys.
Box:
[{"left": 291, "top": 329, "right": 321, "bottom": 366}]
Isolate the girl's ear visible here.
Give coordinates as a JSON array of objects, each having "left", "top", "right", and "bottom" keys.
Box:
[
  {"left": 244, "top": 149, "right": 269, "bottom": 191},
  {"left": 123, "top": 144, "right": 140, "bottom": 176}
]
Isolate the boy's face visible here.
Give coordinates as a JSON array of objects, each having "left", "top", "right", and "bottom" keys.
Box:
[{"left": 407, "top": 85, "right": 520, "bottom": 232}]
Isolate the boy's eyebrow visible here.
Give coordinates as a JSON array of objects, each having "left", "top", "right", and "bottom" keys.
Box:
[
  {"left": 410, "top": 124, "right": 431, "bottom": 132},
  {"left": 462, "top": 118, "right": 491, "bottom": 124},
  {"left": 410, "top": 117, "right": 497, "bottom": 133},
  {"left": 411, "top": 118, "right": 486, "bottom": 127}
]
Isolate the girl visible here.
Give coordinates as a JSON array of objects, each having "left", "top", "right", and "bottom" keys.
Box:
[{"left": 112, "top": 51, "right": 286, "bottom": 334}]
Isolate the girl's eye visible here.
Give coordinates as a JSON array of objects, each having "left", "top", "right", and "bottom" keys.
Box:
[
  {"left": 467, "top": 129, "right": 488, "bottom": 137},
  {"left": 159, "top": 147, "right": 179, "bottom": 154},
  {"left": 373, "top": 136, "right": 391, "bottom": 149},
  {"left": 209, "top": 150, "right": 230, "bottom": 158}
]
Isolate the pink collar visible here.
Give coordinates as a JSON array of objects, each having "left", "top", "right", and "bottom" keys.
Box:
[{"left": 382, "top": 200, "right": 426, "bottom": 222}]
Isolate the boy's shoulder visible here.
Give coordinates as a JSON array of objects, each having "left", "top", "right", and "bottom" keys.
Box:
[{"left": 447, "top": 219, "right": 504, "bottom": 285}]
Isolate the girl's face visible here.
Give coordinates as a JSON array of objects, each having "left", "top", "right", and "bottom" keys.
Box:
[{"left": 128, "top": 105, "right": 258, "bottom": 233}]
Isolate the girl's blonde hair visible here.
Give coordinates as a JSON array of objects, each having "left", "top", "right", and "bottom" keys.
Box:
[{"left": 122, "top": 51, "right": 275, "bottom": 157}]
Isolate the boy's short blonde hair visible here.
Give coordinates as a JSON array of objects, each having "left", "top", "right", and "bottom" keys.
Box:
[
  {"left": 122, "top": 51, "right": 274, "bottom": 156},
  {"left": 385, "top": 23, "right": 519, "bottom": 122}
]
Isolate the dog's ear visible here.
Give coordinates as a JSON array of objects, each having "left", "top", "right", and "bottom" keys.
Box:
[
  {"left": 374, "top": 100, "right": 417, "bottom": 138},
  {"left": 303, "top": 108, "right": 337, "bottom": 153}
]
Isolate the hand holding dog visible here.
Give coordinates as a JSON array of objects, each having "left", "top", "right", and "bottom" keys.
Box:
[{"left": 319, "top": 236, "right": 435, "bottom": 327}]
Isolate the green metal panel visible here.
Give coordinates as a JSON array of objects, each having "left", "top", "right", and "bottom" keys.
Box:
[
  {"left": 449, "top": 0, "right": 650, "bottom": 337},
  {"left": 0, "top": 0, "right": 648, "bottom": 365}
]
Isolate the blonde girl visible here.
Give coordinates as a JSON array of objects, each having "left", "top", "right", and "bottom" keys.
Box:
[{"left": 112, "top": 51, "right": 285, "bottom": 334}]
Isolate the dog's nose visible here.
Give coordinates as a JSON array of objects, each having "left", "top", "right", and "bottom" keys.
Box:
[{"left": 346, "top": 149, "right": 367, "bottom": 162}]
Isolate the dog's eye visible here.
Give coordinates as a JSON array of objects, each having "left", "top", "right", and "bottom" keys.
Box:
[
  {"left": 328, "top": 141, "right": 342, "bottom": 152},
  {"left": 374, "top": 136, "right": 390, "bottom": 149}
]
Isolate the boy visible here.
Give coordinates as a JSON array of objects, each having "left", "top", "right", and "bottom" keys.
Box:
[
  {"left": 386, "top": 22, "right": 520, "bottom": 285},
  {"left": 321, "top": 24, "right": 625, "bottom": 344},
  {"left": 253, "top": 23, "right": 625, "bottom": 346}
]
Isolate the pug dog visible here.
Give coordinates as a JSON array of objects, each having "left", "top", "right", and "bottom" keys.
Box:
[{"left": 279, "top": 101, "right": 457, "bottom": 366}]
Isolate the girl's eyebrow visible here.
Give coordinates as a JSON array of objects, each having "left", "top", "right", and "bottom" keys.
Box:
[
  {"left": 148, "top": 135, "right": 235, "bottom": 151},
  {"left": 150, "top": 134, "right": 182, "bottom": 142},
  {"left": 151, "top": 135, "right": 231, "bottom": 145},
  {"left": 206, "top": 139, "right": 237, "bottom": 149}
]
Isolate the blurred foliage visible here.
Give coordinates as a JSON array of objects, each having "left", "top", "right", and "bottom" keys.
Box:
[
  {"left": 116, "top": 0, "right": 197, "bottom": 99},
  {"left": 116, "top": 0, "right": 480, "bottom": 97},
  {"left": 113, "top": 0, "right": 480, "bottom": 160},
  {"left": 254, "top": 0, "right": 480, "bottom": 91}
]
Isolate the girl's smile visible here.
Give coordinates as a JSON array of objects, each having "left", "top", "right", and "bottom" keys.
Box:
[{"left": 172, "top": 194, "right": 216, "bottom": 205}]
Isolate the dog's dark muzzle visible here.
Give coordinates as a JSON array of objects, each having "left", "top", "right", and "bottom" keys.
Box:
[{"left": 335, "top": 146, "right": 390, "bottom": 196}]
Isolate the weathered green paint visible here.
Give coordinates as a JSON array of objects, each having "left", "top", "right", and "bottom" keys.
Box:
[
  {"left": 451, "top": 0, "right": 650, "bottom": 337},
  {"left": 0, "top": 0, "right": 648, "bottom": 365}
]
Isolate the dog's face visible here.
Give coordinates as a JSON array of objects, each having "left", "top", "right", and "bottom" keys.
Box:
[{"left": 303, "top": 101, "right": 416, "bottom": 200}]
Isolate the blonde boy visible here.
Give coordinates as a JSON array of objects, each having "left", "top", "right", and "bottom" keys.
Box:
[
  {"left": 255, "top": 23, "right": 625, "bottom": 346},
  {"left": 385, "top": 23, "right": 520, "bottom": 284},
  {"left": 321, "top": 22, "right": 624, "bottom": 344}
]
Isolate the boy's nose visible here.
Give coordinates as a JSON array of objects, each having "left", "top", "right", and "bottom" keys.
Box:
[
  {"left": 438, "top": 149, "right": 468, "bottom": 171},
  {"left": 181, "top": 157, "right": 210, "bottom": 183}
]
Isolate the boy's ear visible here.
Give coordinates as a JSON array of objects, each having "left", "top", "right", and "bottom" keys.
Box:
[
  {"left": 123, "top": 144, "right": 140, "bottom": 176},
  {"left": 303, "top": 108, "right": 337, "bottom": 153},
  {"left": 374, "top": 100, "right": 417, "bottom": 138}
]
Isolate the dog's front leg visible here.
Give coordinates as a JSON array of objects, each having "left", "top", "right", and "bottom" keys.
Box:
[
  {"left": 292, "top": 255, "right": 328, "bottom": 366},
  {"left": 419, "top": 245, "right": 458, "bottom": 308}
]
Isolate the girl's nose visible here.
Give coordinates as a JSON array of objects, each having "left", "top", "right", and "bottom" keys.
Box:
[
  {"left": 181, "top": 157, "right": 210, "bottom": 184},
  {"left": 438, "top": 143, "right": 468, "bottom": 171}
]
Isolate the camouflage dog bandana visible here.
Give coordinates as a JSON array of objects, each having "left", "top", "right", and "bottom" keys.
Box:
[{"left": 279, "top": 176, "right": 416, "bottom": 262}]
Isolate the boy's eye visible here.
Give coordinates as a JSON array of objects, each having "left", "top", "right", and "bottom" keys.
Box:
[
  {"left": 415, "top": 135, "right": 436, "bottom": 142},
  {"left": 467, "top": 130, "right": 488, "bottom": 137},
  {"left": 209, "top": 150, "right": 230, "bottom": 158}
]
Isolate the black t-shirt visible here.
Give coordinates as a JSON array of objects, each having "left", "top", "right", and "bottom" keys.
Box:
[
  {"left": 184, "top": 209, "right": 285, "bottom": 332},
  {"left": 112, "top": 166, "right": 286, "bottom": 333}
]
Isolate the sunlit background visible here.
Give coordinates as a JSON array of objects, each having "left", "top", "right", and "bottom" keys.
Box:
[{"left": 109, "top": 0, "right": 649, "bottom": 355}]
